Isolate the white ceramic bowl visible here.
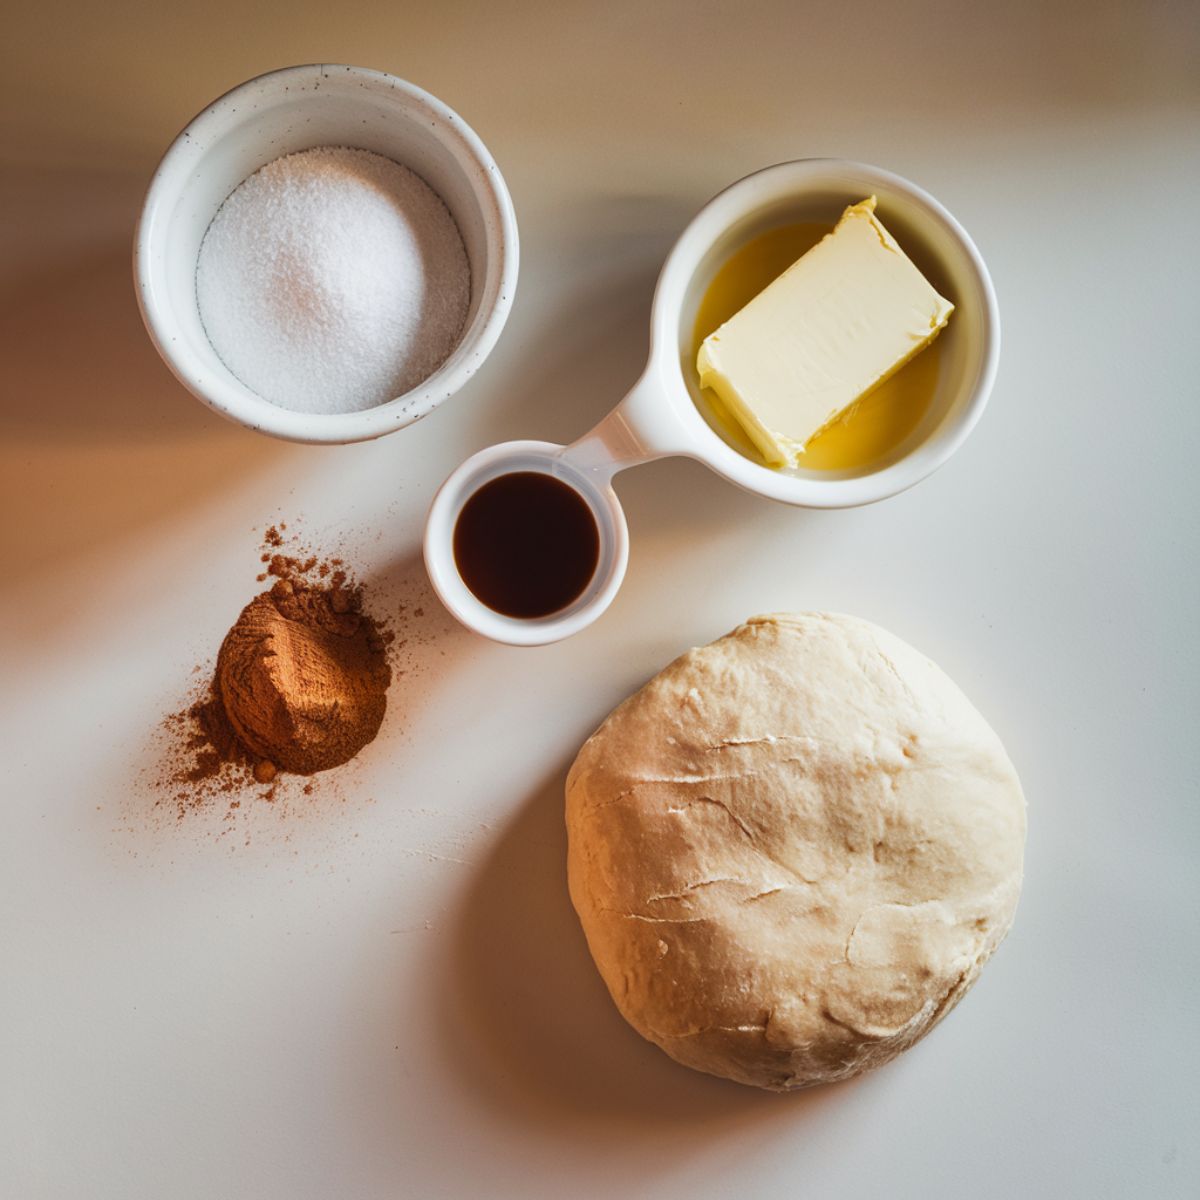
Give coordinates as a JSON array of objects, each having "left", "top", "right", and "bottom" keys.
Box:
[
  {"left": 427, "top": 159, "right": 999, "bottom": 644},
  {"left": 424, "top": 442, "right": 630, "bottom": 647},
  {"left": 134, "top": 64, "right": 519, "bottom": 443}
]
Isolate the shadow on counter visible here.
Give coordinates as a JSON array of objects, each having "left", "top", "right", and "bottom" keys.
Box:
[{"left": 0, "top": 165, "right": 302, "bottom": 578}]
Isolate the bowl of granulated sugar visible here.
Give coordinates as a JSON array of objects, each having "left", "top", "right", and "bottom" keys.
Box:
[{"left": 135, "top": 64, "right": 518, "bottom": 443}]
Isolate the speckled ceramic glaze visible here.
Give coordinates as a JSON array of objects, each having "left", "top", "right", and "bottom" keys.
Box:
[{"left": 134, "top": 64, "right": 519, "bottom": 443}]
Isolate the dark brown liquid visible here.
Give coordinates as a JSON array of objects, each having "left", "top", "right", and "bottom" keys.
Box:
[{"left": 453, "top": 472, "right": 601, "bottom": 619}]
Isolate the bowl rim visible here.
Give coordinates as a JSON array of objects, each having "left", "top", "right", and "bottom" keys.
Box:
[
  {"left": 133, "top": 63, "right": 519, "bottom": 444},
  {"left": 646, "top": 157, "right": 1001, "bottom": 508}
]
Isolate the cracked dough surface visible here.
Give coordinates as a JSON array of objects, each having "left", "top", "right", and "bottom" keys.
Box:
[{"left": 565, "top": 613, "right": 1026, "bottom": 1091}]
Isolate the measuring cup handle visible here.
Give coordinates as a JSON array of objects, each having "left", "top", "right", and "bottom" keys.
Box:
[{"left": 559, "top": 360, "right": 688, "bottom": 480}]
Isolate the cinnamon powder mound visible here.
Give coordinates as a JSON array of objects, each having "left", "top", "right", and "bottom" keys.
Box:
[
  {"left": 218, "top": 577, "right": 391, "bottom": 775},
  {"left": 154, "top": 523, "right": 402, "bottom": 821}
]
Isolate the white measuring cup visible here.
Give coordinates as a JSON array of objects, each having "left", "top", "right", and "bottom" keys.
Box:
[{"left": 425, "top": 158, "right": 1000, "bottom": 645}]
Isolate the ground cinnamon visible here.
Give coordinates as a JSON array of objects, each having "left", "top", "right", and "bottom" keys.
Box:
[
  {"left": 157, "top": 524, "right": 397, "bottom": 818},
  {"left": 217, "top": 577, "right": 391, "bottom": 775}
]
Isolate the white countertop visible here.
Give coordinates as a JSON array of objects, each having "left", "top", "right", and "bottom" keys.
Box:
[{"left": 3, "top": 2, "right": 1198, "bottom": 1197}]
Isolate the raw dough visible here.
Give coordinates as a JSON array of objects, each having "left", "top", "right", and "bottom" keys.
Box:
[{"left": 565, "top": 613, "right": 1025, "bottom": 1091}]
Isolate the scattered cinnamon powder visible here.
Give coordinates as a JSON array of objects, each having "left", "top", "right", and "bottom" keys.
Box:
[{"left": 156, "top": 523, "right": 398, "bottom": 820}]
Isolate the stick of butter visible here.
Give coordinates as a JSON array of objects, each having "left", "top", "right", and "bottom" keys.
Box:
[{"left": 696, "top": 197, "right": 954, "bottom": 467}]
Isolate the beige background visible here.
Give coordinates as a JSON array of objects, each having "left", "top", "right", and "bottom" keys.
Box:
[{"left": 3, "top": 2, "right": 1198, "bottom": 1198}]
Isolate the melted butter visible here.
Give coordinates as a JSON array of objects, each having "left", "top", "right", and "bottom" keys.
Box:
[{"left": 691, "top": 222, "right": 941, "bottom": 471}]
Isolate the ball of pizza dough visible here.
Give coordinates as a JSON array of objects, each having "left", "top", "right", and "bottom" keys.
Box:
[{"left": 566, "top": 613, "right": 1025, "bottom": 1091}]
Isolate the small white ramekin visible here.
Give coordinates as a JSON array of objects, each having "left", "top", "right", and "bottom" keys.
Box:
[
  {"left": 134, "top": 64, "right": 519, "bottom": 443},
  {"left": 426, "top": 159, "right": 1000, "bottom": 644},
  {"left": 424, "top": 442, "right": 631, "bottom": 647}
]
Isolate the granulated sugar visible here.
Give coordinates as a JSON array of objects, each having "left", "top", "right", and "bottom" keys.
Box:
[{"left": 196, "top": 146, "right": 470, "bottom": 414}]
